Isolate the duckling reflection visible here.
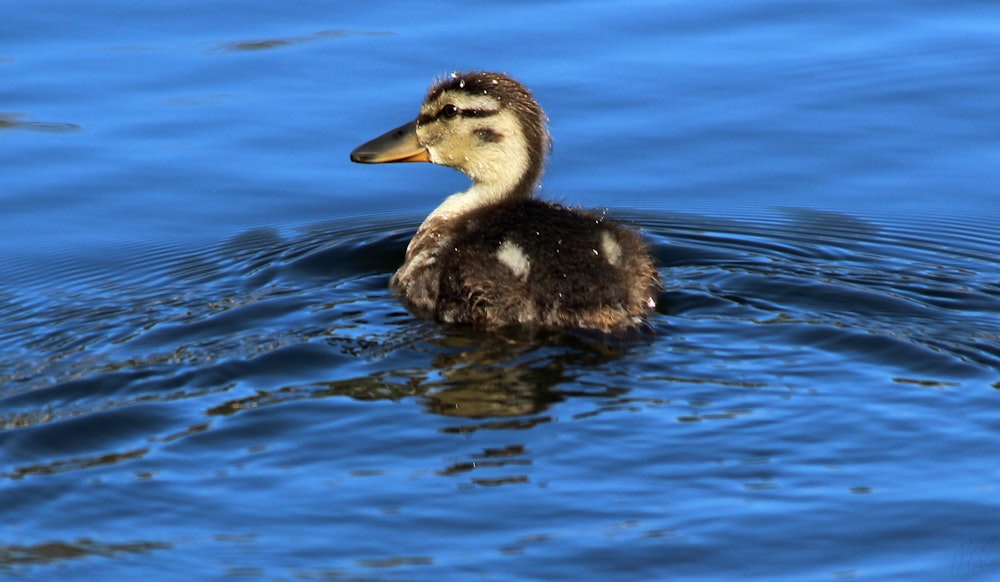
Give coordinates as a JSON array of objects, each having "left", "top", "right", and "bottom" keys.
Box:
[
  {"left": 315, "top": 326, "right": 634, "bottom": 420},
  {"left": 418, "top": 327, "right": 633, "bottom": 419},
  {"left": 352, "top": 71, "right": 660, "bottom": 334}
]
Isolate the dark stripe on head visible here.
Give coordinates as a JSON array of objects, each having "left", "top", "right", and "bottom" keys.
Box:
[
  {"left": 475, "top": 127, "right": 503, "bottom": 143},
  {"left": 417, "top": 105, "right": 500, "bottom": 126}
]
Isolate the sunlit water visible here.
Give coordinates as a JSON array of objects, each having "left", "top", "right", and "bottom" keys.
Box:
[{"left": 3, "top": 1, "right": 999, "bottom": 580}]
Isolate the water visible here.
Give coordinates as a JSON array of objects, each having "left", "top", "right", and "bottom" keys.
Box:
[{"left": 3, "top": 1, "right": 1000, "bottom": 580}]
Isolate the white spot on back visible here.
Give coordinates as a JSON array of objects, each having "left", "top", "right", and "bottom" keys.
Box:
[
  {"left": 496, "top": 240, "right": 530, "bottom": 281},
  {"left": 600, "top": 231, "right": 622, "bottom": 266}
]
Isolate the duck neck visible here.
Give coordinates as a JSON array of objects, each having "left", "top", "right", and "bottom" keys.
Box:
[
  {"left": 427, "top": 183, "right": 520, "bottom": 222},
  {"left": 424, "top": 167, "right": 540, "bottom": 230}
]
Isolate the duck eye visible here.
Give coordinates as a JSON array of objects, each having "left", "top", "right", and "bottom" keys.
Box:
[{"left": 441, "top": 104, "right": 459, "bottom": 119}]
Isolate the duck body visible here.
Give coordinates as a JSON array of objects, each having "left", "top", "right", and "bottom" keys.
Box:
[
  {"left": 351, "top": 71, "right": 659, "bottom": 334},
  {"left": 394, "top": 197, "right": 658, "bottom": 332}
]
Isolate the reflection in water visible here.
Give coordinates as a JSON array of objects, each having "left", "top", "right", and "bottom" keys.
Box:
[
  {"left": 213, "top": 29, "right": 394, "bottom": 53},
  {"left": 421, "top": 328, "right": 635, "bottom": 418},
  {"left": 193, "top": 326, "right": 641, "bottom": 488},
  {"left": 205, "top": 326, "right": 638, "bottom": 420},
  {"left": 438, "top": 444, "right": 532, "bottom": 487},
  {"left": 3, "top": 448, "right": 149, "bottom": 481},
  {"left": 1, "top": 409, "right": 55, "bottom": 431},
  {"left": 0, "top": 113, "right": 80, "bottom": 133},
  {"left": 0, "top": 538, "right": 170, "bottom": 569}
]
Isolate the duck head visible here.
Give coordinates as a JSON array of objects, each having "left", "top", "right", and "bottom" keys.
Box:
[{"left": 351, "top": 71, "right": 552, "bottom": 202}]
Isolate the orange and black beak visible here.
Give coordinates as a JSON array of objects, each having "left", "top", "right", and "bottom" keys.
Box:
[{"left": 350, "top": 119, "right": 430, "bottom": 164}]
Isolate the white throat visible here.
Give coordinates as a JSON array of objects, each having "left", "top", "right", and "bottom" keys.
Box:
[{"left": 426, "top": 181, "right": 515, "bottom": 223}]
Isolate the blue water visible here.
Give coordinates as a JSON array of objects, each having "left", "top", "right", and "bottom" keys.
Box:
[{"left": 3, "top": 1, "right": 1000, "bottom": 580}]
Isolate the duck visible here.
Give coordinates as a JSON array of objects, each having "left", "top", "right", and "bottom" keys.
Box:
[{"left": 350, "top": 71, "right": 659, "bottom": 334}]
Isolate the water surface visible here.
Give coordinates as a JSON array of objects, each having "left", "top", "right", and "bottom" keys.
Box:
[{"left": 3, "top": 1, "right": 1000, "bottom": 579}]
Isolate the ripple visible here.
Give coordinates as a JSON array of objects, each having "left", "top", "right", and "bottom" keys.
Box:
[
  {"left": 211, "top": 29, "right": 394, "bottom": 53},
  {"left": 4, "top": 206, "right": 999, "bottom": 407},
  {"left": 632, "top": 206, "right": 1000, "bottom": 373},
  {"left": 0, "top": 113, "right": 81, "bottom": 133}
]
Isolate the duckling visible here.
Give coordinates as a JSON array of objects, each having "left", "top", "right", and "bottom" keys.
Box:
[{"left": 351, "top": 71, "right": 659, "bottom": 333}]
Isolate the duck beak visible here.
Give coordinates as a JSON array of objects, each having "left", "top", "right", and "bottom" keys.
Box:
[{"left": 350, "top": 119, "right": 431, "bottom": 163}]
